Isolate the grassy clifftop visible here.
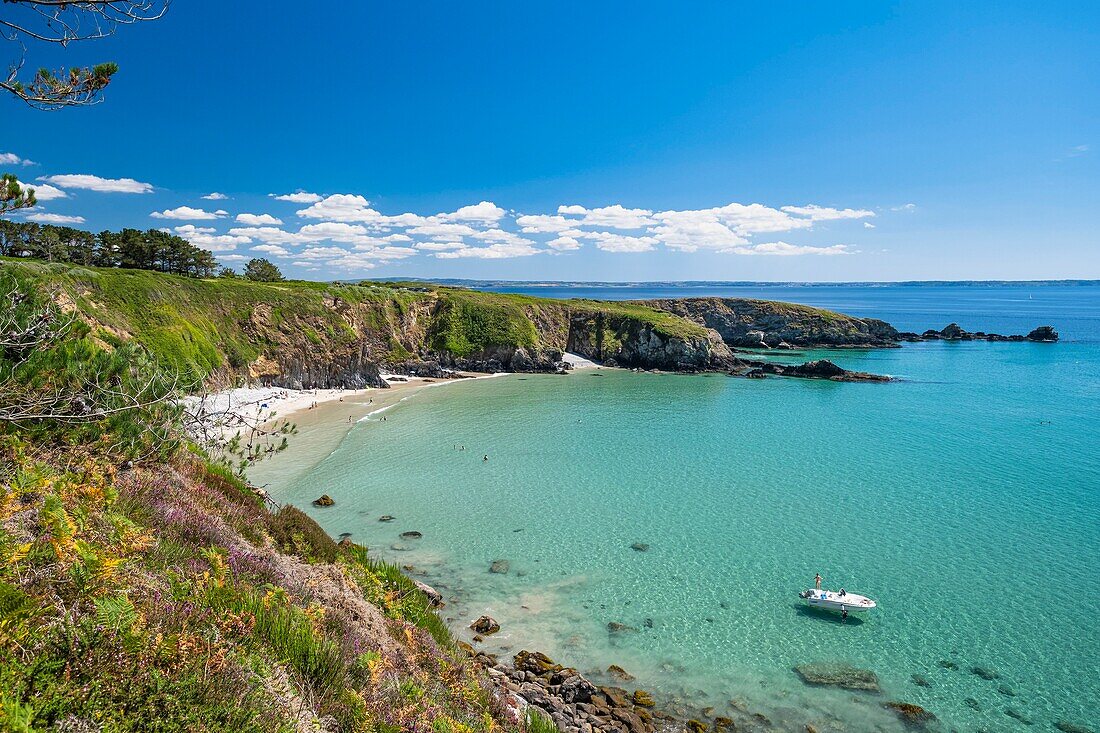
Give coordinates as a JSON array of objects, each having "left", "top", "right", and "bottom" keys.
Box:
[{"left": 4, "top": 260, "right": 718, "bottom": 382}]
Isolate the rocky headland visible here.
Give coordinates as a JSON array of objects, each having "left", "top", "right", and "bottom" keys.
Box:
[{"left": 10, "top": 261, "right": 1058, "bottom": 391}]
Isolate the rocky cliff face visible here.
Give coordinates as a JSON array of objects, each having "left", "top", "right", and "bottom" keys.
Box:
[
  {"left": 642, "top": 298, "right": 900, "bottom": 348},
  {"left": 565, "top": 310, "right": 739, "bottom": 371}
]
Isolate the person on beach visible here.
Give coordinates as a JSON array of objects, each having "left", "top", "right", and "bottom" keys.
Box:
[{"left": 815, "top": 573, "right": 822, "bottom": 589}]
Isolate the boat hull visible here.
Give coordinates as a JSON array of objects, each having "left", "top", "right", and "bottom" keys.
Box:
[{"left": 799, "top": 590, "right": 876, "bottom": 612}]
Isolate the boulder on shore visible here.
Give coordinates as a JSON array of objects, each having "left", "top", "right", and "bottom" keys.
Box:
[
  {"left": 469, "top": 615, "right": 500, "bottom": 635},
  {"left": 312, "top": 494, "right": 335, "bottom": 507},
  {"left": 794, "top": 662, "right": 881, "bottom": 692}
]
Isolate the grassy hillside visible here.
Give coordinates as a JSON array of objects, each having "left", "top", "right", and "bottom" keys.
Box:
[
  {"left": 0, "top": 271, "right": 546, "bottom": 733},
  {"left": 3, "top": 260, "right": 716, "bottom": 383}
]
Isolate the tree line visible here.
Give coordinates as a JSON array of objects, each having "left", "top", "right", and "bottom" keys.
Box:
[
  {"left": 0, "top": 220, "right": 219, "bottom": 277},
  {"left": 0, "top": 219, "right": 286, "bottom": 281}
]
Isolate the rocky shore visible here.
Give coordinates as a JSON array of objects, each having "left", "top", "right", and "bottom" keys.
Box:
[{"left": 896, "top": 323, "right": 1059, "bottom": 343}]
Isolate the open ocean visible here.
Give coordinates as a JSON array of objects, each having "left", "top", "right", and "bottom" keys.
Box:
[{"left": 258, "top": 284, "right": 1100, "bottom": 732}]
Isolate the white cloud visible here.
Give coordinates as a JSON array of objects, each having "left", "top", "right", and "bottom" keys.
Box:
[
  {"left": 579, "top": 231, "right": 659, "bottom": 253},
  {"left": 228, "top": 226, "right": 311, "bottom": 246},
  {"left": 735, "top": 241, "right": 852, "bottom": 256},
  {"left": 295, "top": 194, "right": 376, "bottom": 222},
  {"left": 171, "top": 224, "right": 252, "bottom": 252},
  {"left": 13, "top": 180, "right": 67, "bottom": 201},
  {"left": 780, "top": 205, "right": 875, "bottom": 221},
  {"left": 150, "top": 206, "right": 227, "bottom": 220},
  {"left": 39, "top": 174, "right": 153, "bottom": 194},
  {"left": 25, "top": 213, "right": 86, "bottom": 224},
  {"left": 436, "top": 201, "right": 506, "bottom": 224},
  {"left": 270, "top": 191, "right": 322, "bottom": 203},
  {"left": 647, "top": 217, "right": 748, "bottom": 252},
  {"left": 864, "top": 222, "right": 876, "bottom": 229},
  {"left": 407, "top": 222, "right": 478, "bottom": 239},
  {"left": 220, "top": 254, "right": 247, "bottom": 262},
  {"left": 236, "top": 213, "right": 284, "bottom": 226},
  {"left": 516, "top": 214, "right": 578, "bottom": 233},
  {"left": 435, "top": 241, "right": 542, "bottom": 259},
  {"left": 558, "top": 204, "right": 655, "bottom": 229},
  {"left": 202, "top": 192, "right": 229, "bottom": 200},
  {"left": 547, "top": 235, "right": 581, "bottom": 251},
  {"left": 1, "top": 153, "right": 36, "bottom": 166},
  {"left": 251, "top": 244, "right": 291, "bottom": 256},
  {"left": 414, "top": 241, "right": 466, "bottom": 251},
  {"left": 891, "top": 203, "right": 917, "bottom": 212},
  {"left": 468, "top": 228, "right": 535, "bottom": 247}
]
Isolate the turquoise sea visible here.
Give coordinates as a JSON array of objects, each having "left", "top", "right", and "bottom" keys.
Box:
[{"left": 256, "top": 285, "right": 1100, "bottom": 732}]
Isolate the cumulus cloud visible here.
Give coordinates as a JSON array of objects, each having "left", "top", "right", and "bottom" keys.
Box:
[
  {"left": 270, "top": 191, "right": 322, "bottom": 203},
  {"left": 558, "top": 204, "right": 655, "bottom": 229},
  {"left": 547, "top": 235, "right": 581, "bottom": 251},
  {"left": 407, "top": 222, "right": 478, "bottom": 239},
  {"left": 227, "top": 226, "right": 311, "bottom": 246},
  {"left": 1, "top": 153, "right": 36, "bottom": 166},
  {"left": 515, "top": 214, "right": 577, "bottom": 233},
  {"left": 150, "top": 206, "right": 228, "bottom": 220},
  {"left": 780, "top": 205, "right": 875, "bottom": 221},
  {"left": 171, "top": 224, "right": 251, "bottom": 252},
  {"left": 579, "top": 231, "right": 659, "bottom": 253},
  {"left": 736, "top": 241, "right": 852, "bottom": 256},
  {"left": 414, "top": 241, "right": 466, "bottom": 251},
  {"left": 864, "top": 222, "right": 876, "bottom": 229},
  {"left": 436, "top": 201, "right": 505, "bottom": 224},
  {"left": 202, "top": 192, "right": 229, "bottom": 200},
  {"left": 26, "top": 213, "right": 86, "bottom": 224},
  {"left": 251, "top": 244, "right": 291, "bottom": 256},
  {"left": 435, "top": 242, "right": 542, "bottom": 259},
  {"left": 235, "top": 213, "right": 284, "bottom": 226},
  {"left": 39, "top": 174, "right": 153, "bottom": 194}
]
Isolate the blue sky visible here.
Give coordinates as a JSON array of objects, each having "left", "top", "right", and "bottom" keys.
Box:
[{"left": 2, "top": 1, "right": 1097, "bottom": 281}]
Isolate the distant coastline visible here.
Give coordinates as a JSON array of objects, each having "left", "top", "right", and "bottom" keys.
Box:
[{"left": 362, "top": 277, "right": 1100, "bottom": 288}]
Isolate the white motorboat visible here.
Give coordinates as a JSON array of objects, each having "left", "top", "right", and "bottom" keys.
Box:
[{"left": 798, "top": 588, "right": 876, "bottom": 612}]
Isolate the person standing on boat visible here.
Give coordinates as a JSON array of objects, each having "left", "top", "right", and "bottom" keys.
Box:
[{"left": 814, "top": 573, "right": 822, "bottom": 589}]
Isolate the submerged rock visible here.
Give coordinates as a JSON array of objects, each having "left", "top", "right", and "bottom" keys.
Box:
[
  {"left": 607, "top": 621, "right": 638, "bottom": 634},
  {"left": 1055, "top": 722, "right": 1095, "bottom": 733},
  {"left": 630, "top": 542, "right": 650, "bottom": 552},
  {"left": 607, "top": 664, "right": 635, "bottom": 681},
  {"left": 910, "top": 674, "right": 930, "bottom": 687},
  {"left": 970, "top": 665, "right": 1000, "bottom": 680},
  {"left": 1005, "top": 708, "right": 1034, "bottom": 725},
  {"left": 793, "top": 663, "right": 881, "bottom": 692},
  {"left": 883, "top": 702, "right": 937, "bottom": 728},
  {"left": 963, "top": 697, "right": 981, "bottom": 711},
  {"left": 936, "top": 659, "right": 959, "bottom": 671},
  {"left": 469, "top": 615, "right": 500, "bottom": 635},
  {"left": 996, "top": 684, "right": 1016, "bottom": 697},
  {"left": 400, "top": 530, "right": 423, "bottom": 539},
  {"left": 489, "top": 559, "right": 510, "bottom": 574},
  {"left": 378, "top": 515, "right": 395, "bottom": 522},
  {"left": 312, "top": 494, "right": 335, "bottom": 507}
]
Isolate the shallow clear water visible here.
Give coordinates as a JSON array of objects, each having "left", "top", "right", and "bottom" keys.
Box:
[{"left": 261, "top": 285, "right": 1100, "bottom": 732}]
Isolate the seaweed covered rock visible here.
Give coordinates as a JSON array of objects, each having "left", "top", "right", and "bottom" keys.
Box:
[
  {"left": 312, "top": 494, "right": 335, "bottom": 507},
  {"left": 883, "top": 702, "right": 937, "bottom": 728}
]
